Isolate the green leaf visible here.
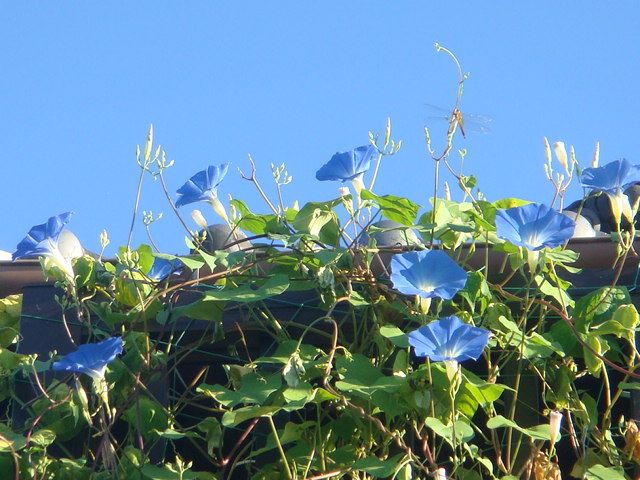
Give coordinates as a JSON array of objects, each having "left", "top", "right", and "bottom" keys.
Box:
[
  {"left": 424, "top": 417, "right": 474, "bottom": 446},
  {"left": 0, "top": 295, "right": 21, "bottom": 348},
  {"left": 197, "top": 417, "right": 222, "bottom": 455},
  {"left": 360, "top": 190, "right": 420, "bottom": 225},
  {"left": 584, "top": 464, "right": 626, "bottom": 480},
  {"left": 584, "top": 333, "right": 605, "bottom": 375},
  {"left": 352, "top": 454, "right": 405, "bottom": 478},
  {"left": 155, "top": 252, "right": 204, "bottom": 270},
  {"left": 293, "top": 199, "right": 342, "bottom": 238},
  {"left": 612, "top": 304, "right": 639, "bottom": 330},
  {"left": 378, "top": 325, "right": 409, "bottom": 348},
  {"left": 336, "top": 376, "right": 405, "bottom": 396},
  {"left": 573, "top": 287, "right": 630, "bottom": 333},
  {"left": 197, "top": 372, "right": 281, "bottom": 407},
  {"left": 221, "top": 405, "right": 281, "bottom": 427},
  {"left": 30, "top": 428, "right": 56, "bottom": 447},
  {"left": 485, "top": 415, "right": 551, "bottom": 441},
  {"left": 0, "top": 424, "right": 26, "bottom": 452},
  {"left": 201, "top": 274, "right": 289, "bottom": 302},
  {"left": 492, "top": 198, "right": 531, "bottom": 209},
  {"left": 152, "top": 428, "right": 199, "bottom": 440},
  {"left": 122, "top": 397, "right": 168, "bottom": 440},
  {"left": 231, "top": 199, "right": 289, "bottom": 235}
]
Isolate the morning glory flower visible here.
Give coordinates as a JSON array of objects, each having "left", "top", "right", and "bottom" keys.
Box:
[
  {"left": 12, "top": 212, "right": 81, "bottom": 279},
  {"left": 389, "top": 250, "right": 467, "bottom": 300},
  {"left": 408, "top": 315, "right": 490, "bottom": 363},
  {"left": 580, "top": 159, "right": 640, "bottom": 195},
  {"left": 175, "top": 164, "right": 229, "bottom": 208},
  {"left": 580, "top": 159, "right": 640, "bottom": 224},
  {"left": 495, "top": 203, "right": 575, "bottom": 251},
  {"left": 316, "top": 145, "right": 376, "bottom": 192},
  {"left": 147, "top": 257, "right": 184, "bottom": 282},
  {"left": 52, "top": 337, "right": 124, "bottom": 380}
]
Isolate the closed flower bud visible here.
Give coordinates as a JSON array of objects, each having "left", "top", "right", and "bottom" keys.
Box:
[
  {"left": 549, "top": 410, "right": 562, "bottom": 445},
  {"left": 543, "top": 137, "right": 552, "bottom": 164},
  {"left": 191, "top": 209, "right": 209, "bottom": 230},
  {"left": 592, "top": 141, "right": 600, "bottom": 168},
  {"left": 553, "top": 141, "right": 569, "bottom": 175},
  {"left": 99, "top": 229, "right": 110, "bottom": 250}
]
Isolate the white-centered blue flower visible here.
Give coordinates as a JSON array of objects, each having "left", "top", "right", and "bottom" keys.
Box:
[
  {"left": 176, "top": 164, "right": 229, "bottom": 208},
  {"left": 495, "top": 203, "right": 575, "bottom": 251},
  {"left": 52, "top": 337, "right": 124, "bottom": 380},
  {"left": 12, "top": 212, "right": 82, "bottom": 279},
  {"left": 390, "top": 250, "right": 467, "bottom": 300},
  {"left": 408, "top": 315, "right": 490, "bottom": 363}
]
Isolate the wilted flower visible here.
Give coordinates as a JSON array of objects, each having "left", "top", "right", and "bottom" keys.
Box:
[
  {"left": 624, "top": 420, "right": 640, "bottom": 462},
  {"left": 316, "top": 145, "right": 376, "bottom": 192},
  {"left": 532, "top": 448, "right": 561, "bottom": 480},
  {"left": 580, "top": 159, "right": 640, "bottom": 224},
  {"left": 147, "top": 257, "right": 184, "bottom": 282},
  {"left": 176, "top": 164, "right": 229, "bottom": 208},
  {"left": 52, "top": 337, "right": 123, "bottom": 380},
  {"left": 495, "top": 203, "right": 575, "bottom": 251},
  {"left": 13, "top": 212, "right": 82, "bottom": 279},
  {"left": 390, "top": 250, "right": 467, "bottom": 300},
  {"left": 408, "top": 315, "right": 490, "bottom": 363}
]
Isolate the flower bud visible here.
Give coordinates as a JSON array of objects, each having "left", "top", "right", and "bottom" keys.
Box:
[
  {"left": 209, "top": 197, "right": 229, "bottom": 223},
  {"left": 435, "top": 467, "right": 447, "bottom": 480},
  {"left": 191, "top": 209, "right": 209, "bottom": 230},
  {"left": 99, "top": 229, "right": 110, "bottom": 250},
  {"left": 592, "top": 141, "right": 600, "bottom": 168},
  {"left": 549, "top": 410, "right": 562, "bottom": 445},
  {"left": 543, "top": 137, "right": 552, "bottom": 163},
  {"left": 339, "top": 186, "right": 350, "bottom": 197},
  {"left": 553, "top": 141, "right": 569, "bottom": 175}
]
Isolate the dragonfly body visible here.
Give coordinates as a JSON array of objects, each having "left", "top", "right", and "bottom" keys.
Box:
[{"left": 423, "top": 103, "right": 492, "bottom": 137}]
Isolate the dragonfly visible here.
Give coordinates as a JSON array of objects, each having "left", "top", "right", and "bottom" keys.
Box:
[{"left": 423, "top": 103, "right": 492, "bottom": 138}]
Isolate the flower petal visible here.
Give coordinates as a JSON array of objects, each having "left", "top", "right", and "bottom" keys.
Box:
[
  {"left": 408, "top": 316, "right": 490, "bottom": 363},
  {"left": 176, "top": 164, "right": 229, "bottom": 208},
  {"left": 390, "top": 250, "right": 467, "bottom": 300},
  {"left": 496, "top": 203, "right": 575, "bottom": 250},
  {"left": 316, "top": 145, "right": 375, "bottom": 182},
  {"left": 52, "top": 337, "right": 124, "bottom": 379}
]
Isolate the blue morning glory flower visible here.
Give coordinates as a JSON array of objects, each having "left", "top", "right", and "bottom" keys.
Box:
[
  {"left": 176, "top": 164, "right": 229, "bottom": 208},
  {"left": 580, "top": 159, "right": 640, "bottom": 195},
  {"left": 390, "top": 250, "right": 467, "bottom": 300},
  {"left": 147, "top": 257, "right": 184, "bottom": 282},
  {"left": 13, "top": 212, "right": 79, "bottom": 278},
  {"left": 315, "top": 145, "right": 376, "bottom": 183},
  {"left": 52, "top": 337, "right": 124, "bottom": 380},
  {"left": 495, "top": 203, "right": 575, "bottom": 251},
  {"left": 408, "top": 315, "right": 490, "bottom": 363}
]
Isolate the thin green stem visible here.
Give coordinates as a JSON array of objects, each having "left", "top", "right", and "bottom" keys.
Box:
[{"left": 267, "top": 415, "right": 293, "bottom": 480}]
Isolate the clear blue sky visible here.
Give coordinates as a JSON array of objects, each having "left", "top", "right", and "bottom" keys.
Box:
[{"left": 1, "top": 3, "right": 638, "bottom": 254}]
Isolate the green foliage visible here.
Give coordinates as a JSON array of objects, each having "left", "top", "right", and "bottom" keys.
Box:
[{"left": 3, "top": 119, "right": 637, "bottom": 479}]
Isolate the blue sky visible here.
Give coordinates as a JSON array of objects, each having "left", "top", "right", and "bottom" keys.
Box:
[{"left": 1, "top": 3, "right": 639, "bottom": 255}]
